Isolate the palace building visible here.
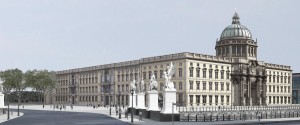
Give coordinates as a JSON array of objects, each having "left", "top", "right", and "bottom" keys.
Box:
[{"left": 50, "top": 13, "right": 292, "bottom": 107}]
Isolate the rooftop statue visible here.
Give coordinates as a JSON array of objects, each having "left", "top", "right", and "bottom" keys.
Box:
[
  {"left": 163, "top": 62, "right": 176, "bottom": 90},
  {"left": 149, "top": 74, "right": 158, "bottom": 91}
]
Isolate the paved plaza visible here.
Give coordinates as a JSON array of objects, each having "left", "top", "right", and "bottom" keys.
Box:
[{"left": 0, "top": 105, "right": 299, "bottom": 125}]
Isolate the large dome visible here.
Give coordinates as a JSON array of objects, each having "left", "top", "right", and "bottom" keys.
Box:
[{"left": 220, "top": 13, "right": 252, "bottom": 40}]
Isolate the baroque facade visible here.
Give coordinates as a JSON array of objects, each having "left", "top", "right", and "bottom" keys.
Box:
[{"left": 51, "top": 13, "right": 292, "bottom": 107}]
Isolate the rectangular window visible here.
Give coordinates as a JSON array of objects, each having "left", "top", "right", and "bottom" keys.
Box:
[
  {"left": 215, "top": 95, "right": 218, "bottom": 105},
  {"left": 203, "top": 82, "right": 206, "bottom": 90},
  {"left": 203, "top": 95, "right": 207, "bottom": 105},
  {"left": 215, "top": 82, "right": 218, "bottom": 91},
  {"left": 221, "top": 82, "right": 224, "bottom": 91},
  {"left": 189, "top": 95, "right": 193, "bottom": 106},
  {"left": 226, "top": 96, "right": 230, "bottom": 105},
  {"left": 226, "top": 83, "right": 230, "bottom": 91},
  {"left": 215, "top": 70, "right": 218, "bottom": 79},
  {"left": 209, "top": 82, "right": 212, "bottom": 90},
  {"left": 209, "top": 70, "right": 212, "bottom": 78},
  {"left": 178, "top": 69, "right": 182, "bottom": 77},
  {"left": 221, "top": 71, "right": 224, "bottom": 79},
  {"left": 179, "top": 82, "right": 183, "bottom": 90},
  {"left": 273, "top": 86, "right": 275, "bottom": 92},
  {"left": 226, "top": 71, "right": 230, "bottom": 79},
  {"left": 232, "top": 46, "right": 236, "bottom": 54},
  {"left": 203, "top": 70, "right": 206, "bottom": 78},
  {"left": 196, "top": 81, "right": 200, "bottom": 90},
  {"left": 143, "top": 72, "right": 146, "bottom": 80},
  {"left": 189, "top": 68, "right": 193, "bottom": 77},
  {"left": 196, "top": 95, "right": 200, "bottom": 105},
  {"left": 209, "top": 95, "right": 212, "bottom": 105},
  {"left": 221, "top": 96, "right": 224, "bottom": 105},
  {"left": 196, "top": 69, "right": 200, "bottom": 77},
  {"left": 148, "top": 71, "right": 152, "bottom": 79},
  {"left": 159, "top": 70, "right": 163, "bottom": 79},
  {"left": 189, "top": 81, "right": 193, "bottom": 90},
  {"left": 154, "top": 71, "right": 158, "bottom": 79},
  {"left": 269, "top": 96, "right": 271, "bottom": 104}
]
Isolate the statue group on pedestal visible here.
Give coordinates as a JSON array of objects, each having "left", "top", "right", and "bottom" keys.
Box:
[{"left": 163, "top": 62, "right": 176, "bottom": 90}]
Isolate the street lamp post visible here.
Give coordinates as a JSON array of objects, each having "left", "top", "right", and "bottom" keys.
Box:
[
  {"left": 7, "top": 92, "right": 10, "bottom": 120},
  {"left": 131, "top": 89, "right": 134, "bottom": 123},
  {"left": 109, "top": 87, "right": 111, "bottom": 116},
  {"left": 17, "top": 92, "right": 20, "bottom": 116},
  {"left": 119, "top": 91, "right": 121, "bottom": 119}
]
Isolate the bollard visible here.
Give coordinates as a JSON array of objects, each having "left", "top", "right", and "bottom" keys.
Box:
[
  {"left": 196, "top": 115, "right": 197, "bottom": 122},
  {"left": 298, "top": 112, "right": 299, "bottom": 117},
  {"left": 204, "top": 115, "right": 206, "bottom": 122},
  {"left": 266, "top": 113, "right": 267, "bottom": 119},
  {"left": 234, "top": 114, "right": 235, "bottom": 120},
  {"left": 187, "top": 115, "right": 189, "bottom": 122},
  {"left": 217, "top": 114, "right": 218, "bottom": 121},
  {"left": 261, "top": 112, "right": 262, "bottom": 119},
  {"left": 228, "top": 115, "right": 230, "bottom": 121},
  {"left": 289, "top": 112, "right": 290, "bottom": 118},
  {"left": 210, "top": 115, "right": 212, "bottom": 121}
]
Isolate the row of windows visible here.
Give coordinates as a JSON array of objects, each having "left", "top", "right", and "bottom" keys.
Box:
[
  {"left": 268, "top": 85, "right": 290, "bottom": 93},
  {"left": 79, "top": 96, "right": 98, "bottom": 102},
  {"left": 217, "top": 45, "right": 256, "bottom": 56},
  {"left": 56, "top": 88, "right": 68, "bottom": 94},
  {"left": 189, "top": 95, "right": 230, "bottom": 106},
  {"left": 189, "top": 63, "right": 230, "bottom": 70},
  {"left": 189, "top": 68, "right": 230, "bottom": 79},
  {"left": 268, "top": 96, "right": 291, "bottom": 104},
  {"left": 190, "top": 81, "right": 230, "bottom": 91},
  {"left": 117, "top": 73, "right": 139, "bottom": 82},
  {"left": 79, "top": 86, "right": 98, "bottom": 94},
  {"left": 143, "top": 62, "right": 183, "bottom": 70},
  {"left": 268, "top": 75, "right": 290, "bottom": 84},
  {"left": 142, "top": 69, "right": 182, "bottom": 81}
]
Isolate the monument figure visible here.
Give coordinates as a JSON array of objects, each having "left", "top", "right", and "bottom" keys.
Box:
[
  {"left": 149, "top": 74, "right": 158, "bottom": 91},
  {"left": 163, "top": 62, "right": 176, "bottom": 90},
  {"left": 140, "top": 78, "right": 145, "bottom": 92},
  {"left": 161, "top": 62, "right": 178, "bottom": 114},
  {"left": 130, "top": 79, "right": 136, "bottom": 93}
]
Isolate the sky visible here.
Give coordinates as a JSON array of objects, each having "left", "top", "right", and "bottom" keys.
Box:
[{"left": 0, "top": 0, "right": 299, "bottom": 73}]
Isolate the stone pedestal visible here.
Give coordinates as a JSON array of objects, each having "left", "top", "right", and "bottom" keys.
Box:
[
  {"left": 161, "top": 89, "right": 178, "bottom": 114},
  {"left": 147, "top": 90, "right": 160, "bottom": 111},
  {"left": 0, "top": 93, "right": 4, "bottom": 108},
  {"left": 137, "top": 93, "right": 146, "bottom": 109},
  {"left": 129, "top": 94, "right": 137, "bottom": 108}
]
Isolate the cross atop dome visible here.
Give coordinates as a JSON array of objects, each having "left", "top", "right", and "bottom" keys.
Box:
[{"left": 232, "top": 12, "right": 240, "bottom": 24}]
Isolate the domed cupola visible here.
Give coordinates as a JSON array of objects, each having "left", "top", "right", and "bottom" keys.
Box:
[
  {"left": 220, "top": 12, "right": 252, "bottom": 40},
  {"left": 215, "top": 12, "right": 258, "bottom": 60}
]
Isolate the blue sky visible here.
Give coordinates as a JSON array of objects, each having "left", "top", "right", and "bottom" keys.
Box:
[{"left": 0, "top": 0, "right": 299, "bottom": 73}]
